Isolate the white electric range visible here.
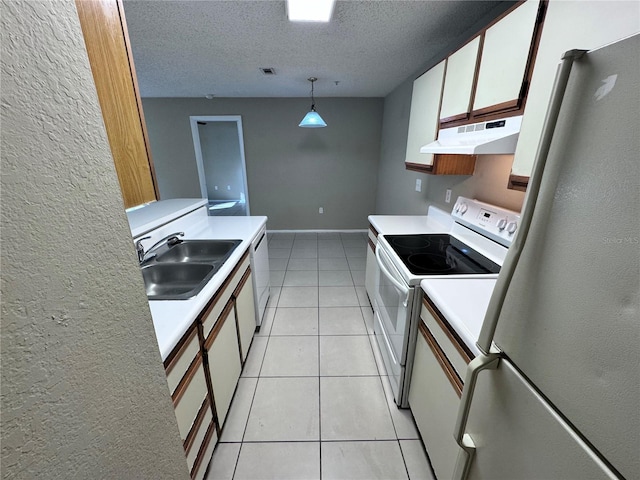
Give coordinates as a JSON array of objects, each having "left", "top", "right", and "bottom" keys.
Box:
[{"left": 370, "top": 197, "right": 520, "bottom": 407}]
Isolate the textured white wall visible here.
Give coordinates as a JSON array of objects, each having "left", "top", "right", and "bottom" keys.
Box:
[{"left": 0, "top": 1, "right": 188, "bottom": 478}]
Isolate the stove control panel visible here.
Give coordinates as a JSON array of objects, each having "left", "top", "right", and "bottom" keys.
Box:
[{"left": 452, "top": 197, "right": 521, "bottom": 247}]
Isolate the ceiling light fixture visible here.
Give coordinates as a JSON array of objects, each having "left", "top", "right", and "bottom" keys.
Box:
[
  {"left": 299, "top": 77, "right": 327, "bottom": 128},
  {"left": 287, "top": 0, "right": 335, "bottom": 22}
]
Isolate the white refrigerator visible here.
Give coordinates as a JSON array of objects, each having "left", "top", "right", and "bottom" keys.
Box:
[{"left": 453, "top": 33, "right": 639, "bottom": 479}]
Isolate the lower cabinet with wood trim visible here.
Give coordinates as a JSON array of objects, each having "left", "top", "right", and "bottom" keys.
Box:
[
  {"left": 164, "top": 322, "right": 217, "bottom": 480},
  {"left": 161, "top": 248, "right": 258, "bottom": 478},
  {"left": 203, "top": 298, "right": 242, "bottom": 428},
  {"left": 408, "top": 296, "right": 474, "bottom": 480}
]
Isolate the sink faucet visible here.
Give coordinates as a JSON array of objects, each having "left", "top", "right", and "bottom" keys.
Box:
[{"left": 136, "top": 232, "right": 185, "bottom": 264}]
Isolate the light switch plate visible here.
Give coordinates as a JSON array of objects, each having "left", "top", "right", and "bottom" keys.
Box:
[
  {"left": 415, "top": 179, "right": 422, "bottom": 192},
  {"left": 445, "top": 189, "right": 452, "bottom": 203}
]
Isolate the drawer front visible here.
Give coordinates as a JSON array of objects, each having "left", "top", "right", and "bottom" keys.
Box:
[
  {"left": 409, "top": 324, "right": 463, "bottom": 480},
  {"left": 202, "top": 251, "right": 250, "bottom": 340},
  {"left": 421, "top": 297, "right": 472, "bottom": 379},
  {"left": 185, "top": 398, "right": 213, "bottom": 471},
  {"left": 173, "top": 356, "right": 208, "bottom": 440},
  {"left": 165, "top": 325, "right": 200, "bottom": 395}
]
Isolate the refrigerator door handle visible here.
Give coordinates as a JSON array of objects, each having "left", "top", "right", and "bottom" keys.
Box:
[
  {"left": 476, "top": 49, "right": 588, "bottom": 354},
  {"left": 452, "top": 351, "right": 501, "bottom": 480}
]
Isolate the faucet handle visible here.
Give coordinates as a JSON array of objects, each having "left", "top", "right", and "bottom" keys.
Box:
[{"left": 135, "top": 236, "right": 151, "bottom": 263}]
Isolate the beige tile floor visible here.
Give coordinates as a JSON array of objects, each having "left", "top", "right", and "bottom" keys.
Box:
[{"left": 206, "top": 232, "right": 435, "bottom": 480}]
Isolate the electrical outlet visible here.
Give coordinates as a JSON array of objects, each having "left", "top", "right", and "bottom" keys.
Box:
[
  {"left": 415, "top": 179, "right": 422, "bottom": 192},
  {"left": 445, "top": 189, "right": 452, "bottom": 203},
  {"left": 319, "top": 207, "right": 324, "bottom": 214},
  {"left": 214, "top": 185, "right": 218, "bottom": 191},
  {"left": 227, "top": 185, "right": 231, "bottom": 190}
]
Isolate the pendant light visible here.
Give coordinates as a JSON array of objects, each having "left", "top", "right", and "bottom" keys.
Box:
[{"left": 299, "top": 77, "right": 327, "bottom": 128}]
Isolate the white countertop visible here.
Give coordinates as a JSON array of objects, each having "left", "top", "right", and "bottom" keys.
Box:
[
  {"left": 148, "top": 215, "right": 267, "bottom": 361},
  {"left": 420, "top": 278, "right": 496, "bottom": 357},
  {"left": 126, "top": 198, "right": 207, "bottom": 238},
  {"left": 368, "top": 208, "right": 452, "bottom": 235}
]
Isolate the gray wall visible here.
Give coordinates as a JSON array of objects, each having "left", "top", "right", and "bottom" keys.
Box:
[
  {"left": 143, "top": 97, "right": 383, "bottom": 229},
  {"left": 375, "top": 1, "right": 525, "bottom": 215},
  {"left": 1, "top": 2, "right": 188, "bottom": 478}
]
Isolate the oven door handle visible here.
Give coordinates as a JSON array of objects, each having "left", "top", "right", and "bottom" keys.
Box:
[{"left": 375, "top": 244, "right": 410, "bottom": 308}]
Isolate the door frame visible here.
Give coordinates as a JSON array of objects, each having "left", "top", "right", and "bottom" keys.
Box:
[{"left": 189, "top": 115, "right": 251, "bottom": 214}]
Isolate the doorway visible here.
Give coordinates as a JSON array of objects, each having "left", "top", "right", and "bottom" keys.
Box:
[{"left": 190, "top": 115, "right": 250, "bottom": 216}]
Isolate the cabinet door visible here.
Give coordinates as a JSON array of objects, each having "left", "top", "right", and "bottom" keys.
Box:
[
  {"left": 75, "top": 0, "right": 157, "bottom": 208},
  {"left": 510, "top": 0, "right": 640, "bottom": 183},
  {"left": 472, "top": 0, "right": 540, "bottom": 114},
  {"left": 234, "top": 267, "right": 256, "bottom": 362},
  {"left": 206, "top": 299, "right": 242, "bottom": 427},
  {"left": 409, "top": 322, "right": 463, "bottom": 480},
  {"left": 405, "top": 60, "right": 446, "bottom": 168},
  {"left": 439, "top": 36, "right": 481, "bottom": 123}
]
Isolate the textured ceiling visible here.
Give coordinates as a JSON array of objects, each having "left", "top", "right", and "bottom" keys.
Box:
[{"left": 123, "top": 0, "right": 507, "bottom": 98}]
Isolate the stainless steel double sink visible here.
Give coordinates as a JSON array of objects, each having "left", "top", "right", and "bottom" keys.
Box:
[{"left": 141, "top": 239, "right": 242, "bottom": 300}]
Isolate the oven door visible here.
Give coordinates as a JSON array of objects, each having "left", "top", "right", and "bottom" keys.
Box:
[{"left": 374, "top": 243, "right": 414, "bottom": 366}]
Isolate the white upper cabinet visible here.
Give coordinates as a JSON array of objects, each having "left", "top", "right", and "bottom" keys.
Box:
[
  {"left": 439, "top": 37, "right": 481, "bottom": 122},
  {"left": 473, "top": 0, "right": 540, "bottom": 112},
  {"left": 511, "top": 0, "right": 640, "bottom": 180},
  {"left": 405, "top": 60, "right": 446, "bottom": 167}
]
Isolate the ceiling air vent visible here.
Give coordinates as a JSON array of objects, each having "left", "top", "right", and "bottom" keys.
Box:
[{"left": 260, "top": 67, "right": 276, "bottom": 75}]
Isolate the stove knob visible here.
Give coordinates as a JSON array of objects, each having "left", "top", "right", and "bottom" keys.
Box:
[
  {"left": 507, "top": 221, "right": 518, "bottom": 234},
  {"left": 454, "top": 203, "right": 460, "bottom": 213},
  {"left": 497, "top": 218, "right": 508, "bottom": 231},
  {"left": 459, "top": 203, "right": 468, "bottom": 214}
]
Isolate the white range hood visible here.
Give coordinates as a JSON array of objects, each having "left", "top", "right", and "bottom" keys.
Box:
[{"left": 420, "top": 116, "right": 523, "bottom": 155}]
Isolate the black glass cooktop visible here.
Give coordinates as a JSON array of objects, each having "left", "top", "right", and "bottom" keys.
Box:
[{"left": 384, "top": 234, "right": 500, "bottom": 275}]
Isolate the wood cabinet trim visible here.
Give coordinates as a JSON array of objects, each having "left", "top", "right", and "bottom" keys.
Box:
[
  {"left": 171, "top": 352, "right": 203, "bottom": 407},
  {"left": 508, "top": 174, "right": 529, "bottom": 192},
  {"left": 419, "top": 321, "right": 463, "bottom": 397},
  {"left": 471, "top": 99, "right": 520, "bottom": 119},
  {"left": 369, "top": 224, "right": 379, "bottom": 238},
  {"left": 190, "top": 420, "right": 216, "bottom": 479},
  {"left": 405, "top": 162, "right": 434, "bottom": 174},
  {"left": 196, "top": 248, "right": 250, "bottom": 325},
  {"left": 406, "top": 155, "right": 475, "bottom": 176},
  {"left": 422, "top": 296, "right": 474, "bottom": 363},
  {"left": 432, "top": 154, "right": 476, "bottom": 175},
  {"left": 164, "top": 321, "right": 198, "bottom": 372},
  {"left": 232, "top": 266, "right": 252, "bottom": 299},
  {"left": 183, "top": 395, "right": 211, "bottom": 454},
  {"left": 204, "top": 298, "right": 235, "bottom": 351},
  {"left": 368, "top": 238, "right": 376, "bottom": 253}
]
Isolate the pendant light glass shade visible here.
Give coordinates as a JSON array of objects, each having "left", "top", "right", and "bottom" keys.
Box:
[
  {"left": 299, "top": 77, "right": 327, "bottom": 128},
  {"left": 299, "top": 108, "right": 327, "bottom": 128}
]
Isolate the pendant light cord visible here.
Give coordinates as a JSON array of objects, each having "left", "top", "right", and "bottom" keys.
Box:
[{"left": 310, "top": 78, "right": 316, "bottom": 111}]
